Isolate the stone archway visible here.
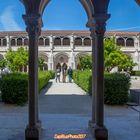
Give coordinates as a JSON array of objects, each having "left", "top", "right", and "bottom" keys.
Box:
[
  {"left": 0, "top": 54, "right": 4, "bottom": 60},
  {"left": 38, "top": 53, "right": 48, "bottom": 71},
  {"left": 21, "top": 0, "right": 111, "bottom": 140},
  {"left": 54, "top": 53, "right": 69, "bottom": 71},
  {"left": 75, "top": 53, "right": 89, "bottom": 69}
]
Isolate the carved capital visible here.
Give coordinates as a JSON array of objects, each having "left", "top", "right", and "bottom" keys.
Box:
[
  {"left": 93, "top": 14, "right": 110, "bottom": 35},
  {"left": 23, "top": 14, "right": 42, "bottom": 35}
]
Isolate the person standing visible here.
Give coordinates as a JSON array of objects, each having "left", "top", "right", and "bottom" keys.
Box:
[
  {"left": 55, "top": 67, "right": 61, "bottom": 82},
  {"left": 67, "top": 66, "right": 73, "bottom": 83},
  {"left": 62, "top": 67, "right": 67, "bottom": 83}
]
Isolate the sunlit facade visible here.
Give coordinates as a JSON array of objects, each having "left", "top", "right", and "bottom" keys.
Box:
[{"left": 0, "top": 30, "right": 140, "bottom": 71}]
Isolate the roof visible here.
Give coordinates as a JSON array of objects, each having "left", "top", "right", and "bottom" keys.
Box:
[{"left": 0, "top": 30, "right": 140, "bottom": 37}]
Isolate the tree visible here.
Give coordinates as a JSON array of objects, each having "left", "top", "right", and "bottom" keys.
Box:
[
  {"left": 78, "top": 38, "right": 135, "bottom": 72},
  {"left": 5, "top": 47, "right": 28, "bottom": 72},
  {"left": 38, "top": 57, "right": 45, "bottom": 70},
  {"left": 4, "top": 47, "right": 45, "bottom": 72},
  {"left": 0, "top": 59, "right": 7, "bottom": 70},
  {"left": 104, "top": 38, "right": 136, "bottom": 72},
  {"left": 78, "top": 55, "right": 92, "bottom": 70}
]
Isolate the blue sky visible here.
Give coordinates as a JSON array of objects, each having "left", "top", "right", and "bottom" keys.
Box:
[{"left": 0, "top": 0, "right": 140, "bottom": 31}]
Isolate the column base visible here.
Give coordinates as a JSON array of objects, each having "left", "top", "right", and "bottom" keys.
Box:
[
  {"left": 25, "top": 124, "right": 41, "bottom": 140},
  {"left": 94, "top": 125, "right": 108, "bottom": 140},
  {"left": 88, "top": 122, "right": 108, "bottom": 140}
]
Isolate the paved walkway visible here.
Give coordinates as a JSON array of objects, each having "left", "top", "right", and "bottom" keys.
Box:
[{"left": 0, "top": 78, "right": 140, "bottom": 140}]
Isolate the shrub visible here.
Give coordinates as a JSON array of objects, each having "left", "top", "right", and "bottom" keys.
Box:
[
  {"left": 104, "top": 73, "right": 130, "bottom": 105},
  {"left": 38, "top": 71, "right": 55, "bottom": 91},
  {"left": 73, "top": 70, "right": 130, "bottom": 105},
  {"left": 73, "top": 70, "right": 92, "bottom": 94},
  {"left": 0, "top": 73, "right": 28, "bottom": 105},
  {"left": 0, "top": 71, "right": 54, "bottom": 105},
  {"left": 131, "top": 71, "right": 140, "bottom": 76}
]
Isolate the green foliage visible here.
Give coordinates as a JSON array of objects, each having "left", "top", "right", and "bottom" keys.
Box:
[
  {"left": 3, "top": 47, "right": 45, "bottom": 72},
  {"left": 0, "top": 73, "right": 28, "bottom": 105},
  {"left": 38, "top": 71, "right": 55, "bottom": 91},
  {"left": 38, "top": 57, "right": 45, "bottom": 70},
  {"left": 78, "top": 55, "right": 92, "bottom": 70},
  {"left": 73, "top": 70, "right": 92, "bottom": 93},
  {"left": 0, "top": 71, "right": 54, "bottom": 105},
  {"left": 5, "top": 47, "right": 28, "bottom": 72},
  {"left": 131, "top": 71, "right": 140, "bottom": 76},
  {"left": 0, "top": 59, "right": 7, "bottom": 69},
  {"left": 73, "top": 70, "right": 130, "bottom": 105},
  {"left": 104, "top": 73, "right": 130, "bottom": 105},
  {"left": 104, "top": 38, "right": 135, "bottom": 71},
  {"left": 77, "top": 38, "right": 135, "bottom": 72}
]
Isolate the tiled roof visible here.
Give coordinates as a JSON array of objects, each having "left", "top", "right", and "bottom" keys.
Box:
[{"left": 0, "top": 30, "right": 140, "bottom": 37}]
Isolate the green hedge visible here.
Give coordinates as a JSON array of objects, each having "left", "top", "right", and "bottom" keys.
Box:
[
  {"left": 0, "top": 71, "right": 54, "bottom": 105},
  {"left": 38, "top": 71, "right": 55, "bottom": 91},
  {"left": 73, "top": 70, "right": 130, "bottom": 105},
  {"left": 73, "top": 70, "right": 92, "bottom": 94},
  {"left": 131, "top": 71, "right": 140, "bottom": 76}
]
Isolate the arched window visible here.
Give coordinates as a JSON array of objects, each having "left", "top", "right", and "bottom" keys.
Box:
[
  {"left": 44, "top": 64, "right": 48, "bottom": 71},
  {"left": 84, "top": 38, "right": 91, "bottom": 46},
  {"left": 54, "top": 37, "right": 61, "bottom": 46},
  {"left": 126, "top": 38, "right": 134, "bottom": 47},
  {"left": 17, "top": 38, "right": 22, "bottom": 46},
  {"left": 39, "top": 38, "right": 44, "bottom": 46},
  {"left": 63, "top": 37, "right": 70, "bottom": 46},
  {"left": 24, "top": 38, "right": 28, "bottom": 46},
  {"left": 104, "top": 37, "right": 111, "bottom": 41},
  {"left": 116, "top": 38, "right": 125, "bottom": 46},
  {"left": 3, "top": 38, "right": 7, "bottom": 46},
  {"left": 0, "top": 39, "right": 2, "bottom": 46},
  {"left": 74, "top": 37, "right": 82, "bottom": 46},
  {"left": 45, "top": 38, "right": 50, "bottom": 46},
  {"left": 0, "top": 54, "right": 4, "bottom": 60},
  {"left": 11, "top": 39, "right": 16, "bottom": 46}
]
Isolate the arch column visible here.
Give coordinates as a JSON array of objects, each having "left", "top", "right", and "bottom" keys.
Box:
[
  {"left": 23, "top": 14, "right": 42, "bottom": 140},
  {"left": 88, "top": 13, "right": 110, "bottom": 140}
]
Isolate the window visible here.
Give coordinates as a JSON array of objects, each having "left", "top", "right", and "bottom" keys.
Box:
[
  {"left": 17, "top": 38, "right": 22, "bottom": 46},
  {"left": 24, "top": 38, "right": 28, "bottom": 46},
  {"left": 116, "top": 38, "right": 125, "bottom": 46},
  {"left": 45, "top": 38, "right": 50, "bottom": 46},
  {"left": 84, "top": 38, "right": 91, "bottom": 46},
  {"left": 54, "top": 37, "right": 61, "bottom": 46},
  {"left": 126, "top": 38, "right": 134, "bottom": 47},
  {"left": 3, "top": 38, "right": 7, "bottom": 46},
  {"left": 39, "top": 38, "right": 44, "bottom": 46},
  {"left": 74, "top": 37, "right": 82, "bottom": 46},
  {"left": 63, "top": 38, "right": 70, "bottom": 46},
  {"left": 11, "top": 39, "right": 16, "bottom": 46},
  {"left": 0, "top": 39, "right": 1, "bottom": 46}
]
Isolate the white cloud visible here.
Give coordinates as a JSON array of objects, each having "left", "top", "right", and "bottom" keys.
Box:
[{"left": 0, "top": 6, "right": 21, "bottom": 31}]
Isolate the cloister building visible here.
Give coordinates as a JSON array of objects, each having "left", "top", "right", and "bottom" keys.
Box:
[{"left": 0, "top": 30, "right": 140, "bottom": 71}]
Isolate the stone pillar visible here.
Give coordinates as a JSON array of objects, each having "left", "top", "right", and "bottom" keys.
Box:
[
  {"left": 6, "top": 36, "right": 10, "bottom": 49},
  {"left": 50, "top": 35, "right": 54, "bottom": 49},
  {"left": 94, "top": 14, "right": 110, "bottom": 140},
  {"left": 49, "top": 51, "right": 53, "bottom": 70},
  {"left": 89, "top": 30, "right": 96, "bottom": 127},
  {"left": 23, "top": 14, "right": 42, "bottom": 140},
  {"left": 88, "top": 14, "right": 110, "bottom": 140},
  {"left": 70, "top": 34, "right": 75, "bottom": 69}
]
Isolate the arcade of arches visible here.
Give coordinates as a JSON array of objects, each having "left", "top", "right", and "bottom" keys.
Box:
[
  {"left": 0, "top": 31, "right": 140, "bottom": 71},
  {"left": 17, "top": 0, "right": 140, "bottom": 140}
]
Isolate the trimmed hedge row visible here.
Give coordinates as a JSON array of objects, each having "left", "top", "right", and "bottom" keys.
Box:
[
  {"left": 0, "top": 71, "right": 54, "bottom": 105},
  {"left": 38, "top": 71, "right": 55, "bottom": 91},
  {"left": 73, "top": 70, "right": 130, "bottom": 105},
  {"left": 131, "top": 71, "right": 140, "bottom": 76}
]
